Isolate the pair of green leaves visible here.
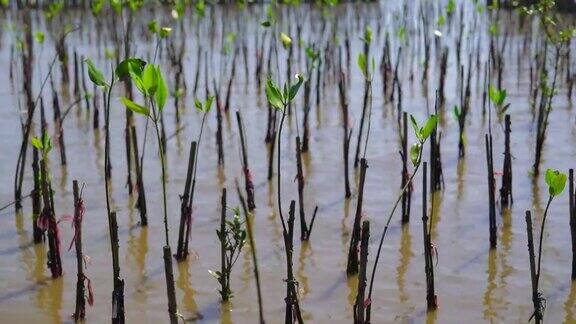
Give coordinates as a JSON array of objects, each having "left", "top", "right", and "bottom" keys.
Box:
[
  {"left": 410, "top": 114, "right": 438, "bottom": 143},
  {"left": 122, "top": 61, "right": 168, "bottom": 116},
  {"left": 357, "top": 53, "right": 375, "bottom": 80},
  {"left": 360, "top": 26, "right": 373, "bottom": 44},
  {"left": 194, "top": 96, "right": 214, "bottom": 114},
  {"left": 545, "top": 169, "right": 567, "bottom": 197},
  {"left": 489, "top": 85, "right": 510, "bottom": 114},
  {"left": 409, "top": 114, "right": 438, "bottom": 166},
  {"left": 31, "top": 134, "right": 53, "bottom": 154},
  {"left": 265, "top": 74, "right": 304, "bottom": 111},
  {"left": 148, "top": 20, "right": 172, "bottom": 39}
]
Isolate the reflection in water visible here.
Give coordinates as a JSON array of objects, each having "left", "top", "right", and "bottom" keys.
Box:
[
  {"left": 499, "top": 208, "right": 513, "bottom": 292},
  {"left": 176, "top": 261, "right": 201, "bottom": 321},
  {"left": 483, "top": 249, "right": 497, "bottom": 321},
  {"left": 220, "top": 301, "right": 232, "bottom": 324},
  {"left": 346, "top": 274, "right": 358, "bottom": 314},
  {"left": 456, "top": 158, "right": 466, "bottom": 201},
  {"left": 36, "top": 277, "right": 64, "bottom": 324},
  {"left": 297, "top": 241, "right": 312, "bottom": 299},
  {"left": 396, "top": 224, "right": 413, "bottom": 304},
  {"left": 564, "top": 281, "right": 576, "bottom": 323},
  {"left": 429, "top": 192, "right": 442, "bottom": 241},
  {"left": 127, "top": 226, "right": 148, "bottom": 304}
]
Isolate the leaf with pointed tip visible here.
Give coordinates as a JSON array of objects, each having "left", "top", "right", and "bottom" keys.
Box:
[
  {"left": 265, "top": 79, "right": 283, "bottom": 110},
  {"left": 357, "top": 53, "right": 367, "bottom": 78},
  {"left": 410, "top": 143, "right": 421, "bottom": 166},
  {"left": 545, "top": 168, "right": 567, "bottom": 197},
  {"left": 31, "top": 137, "right": 43, "bottom": 150},
  {"left": 419, "top": 115, "right": 438, "bottom": 141},
  {"left": 205, "top": 96, "right": 214, "bottom": 113},
  {"left": 116, "top": 58, "right": 146, "bottom": 80},
  {"left": 288, "top": 74, "right": 304, "bottom": 101},
  {"left": 409, "top": 114, "right": 420, "bottom": 141},
  {"left": 85, "top": 59, "right": 107, "bottom": 87},
  {"left": 142, "top": 64, "right": 158, "bottom": 96},
  {"left": 155, "top": 66, "right": 168, "bottom": 111},
  {"left": 120, "top": 97, "right": 149, "bottom": 116}
]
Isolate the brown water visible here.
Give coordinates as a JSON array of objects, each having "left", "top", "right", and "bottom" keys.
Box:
[{"left": 0, "top": 2, "right": 575, "bottom": 323}]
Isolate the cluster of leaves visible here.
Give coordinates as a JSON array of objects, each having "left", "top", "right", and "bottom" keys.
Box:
[
  {"left": 438, "top": 0, "right": 456, "bottom": 27},
  {"left": 520, "top": 0, "right": 576, "bottom": 44},
  {"left": 194, "top": 96, "right": 214, "bottom": 114},
  {"left": 409, "top": 115, "right": 438, "bottom": 166},
  {"left": 209, "top": 207, "right": 247, "bottom": 301},
  {"left": 148, "top": 20, "right": 172, "bottom": 39},
  {"left": 85, "top": 57, "right": 168, "bottom": 118},
  {"left": 31, "top": 133, "right": 53, "bottom": 155},
  {"left": 45, "top": 1, "right": 63, "bottom": 20},
  {"left": 265, "top": 74, "right": 304, "bottom": 111},
  {"left": 489, "top": 85, "right": 510, "bottom": 115},
  {"left": 357, "top": 27, "right": 374, "bottom": 80},
  {"left": 545, "top": 168, "right": 566, "bottom": 197}
]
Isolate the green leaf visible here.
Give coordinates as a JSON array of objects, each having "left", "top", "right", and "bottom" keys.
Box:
[
  {"left": 155, "top": 66, "right": 168, "bottom": 111},
  {"left": 453, "top": 105, "right": 461, "bottom": 120},
  {"left": 195, "top": 0, "right": 205, "bottom": 18},
  {"left": 31, "top": 137, "right": 43, "bottom": 150},
  {"left": 288, "top": 74, "right": 304, "bottom": 101},
  {"left": 545, "top": 168, "right": 567, "bottom": 197},
  {"left": 142, "top": 64, "right": 158, "bottom": 95},
  {"left": 85, "top": 59, "right": 107, "bottom": 87},
  {"left": 116, "top": 58, "right": 146, "bottom": 80},
  {"left": 265, "top": 79, "right": 284, "bottom": 110},
  {"left": 205, "top": 96, "right": 214, "bottom": 113},
  {"left": 91, "top": 0, "right": 104, "bottom": 16},
  {"left": 148, "top": 20, "right": 158, "bottom": 34},
  {"left": 280, "top": 32, "right": 292, "bottom": 49},
  {"left": 34, "top": 32, "right": 45, "bottom": 44},
  {"left": 357, "top": 53, "right": 367, "bottom": 78},
  {"left": 419, "top": 115, "right": 438, "bottom": 141},
  {"left": 194, "top": 99, "right": 203, "bottom": 111},
  {"left": 120, "top": 97, "right": 149, "bottom": 116},
  {"left": 410, "top": 142, "right": 421, "bottom": 166},
  {"left": 409, "top": 114, "right": 420, "bottom": 141},
  {"left": 110, "top": 0, "right": 122, "bottom": 14}
]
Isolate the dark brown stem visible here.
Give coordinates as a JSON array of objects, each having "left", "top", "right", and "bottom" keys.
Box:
[
  {"left": 570, "top": 169, "right": 576, "bottom": 280},
  {"left": 347, "top": 158, "right": 368, "bottom": 275},
  {"left": 130, "top": 125, "right": 147, "bottom": 226},
  {"left": 525, "top": 211, "right": 542, "bottom": 324},
  {"left": 485, "top": 134, "right": 497, "bottom": 249},
  {"left": 72, "top": 180, "right": 86, "bottom": 321},
  {"left": 236, "top": 111, "right": 255, "bottom": 210},
  {"left": 353, "top": 220, "right": 370, "bottom": 324}
]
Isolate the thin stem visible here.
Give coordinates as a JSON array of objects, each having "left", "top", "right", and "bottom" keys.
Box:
[
  {"left": 536, "top": 195, "right": 553, "bottom": 283},
  {"left": 277, "top": 108, "right": 288, "bottom": 234},
  {"left": 367, "top": 149, "right": 423, "bottom": 300}
]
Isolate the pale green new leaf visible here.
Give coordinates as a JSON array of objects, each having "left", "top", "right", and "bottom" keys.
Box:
[
  {"left": 120, "top": 97, "right": 149, "bottom": 116},
  {"left": 85, "top": 59, "right": 107, "bottom": 87}
]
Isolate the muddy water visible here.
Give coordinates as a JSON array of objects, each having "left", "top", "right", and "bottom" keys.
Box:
[{"left": 0, "top": 2, "right": 575, "bottom": 323}]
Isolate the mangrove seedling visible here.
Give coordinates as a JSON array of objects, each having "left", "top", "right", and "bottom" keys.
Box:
[
  {"left": 364, "top": 114, "right": 437, "bottom": 321},
  {"left": 117, "top": 58, "right": 178, "bottom": 323},
  {"left": 210, "top": 197, "right": 247, "bottom": 302},
  {"left": 525, "top": 168, "right": 566, "bottom": 323},
  {"left": 85, "top": 58, "right": 127, "bottom": 323},
  {"left": 175, "top": 96, "right": 214, "bottom": 261},
  {"left": 265, "top": 74, "right": 304, "bottom": 322},
  {"left": 32, "top": 134, "right": 63, "bottom": 278}
]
